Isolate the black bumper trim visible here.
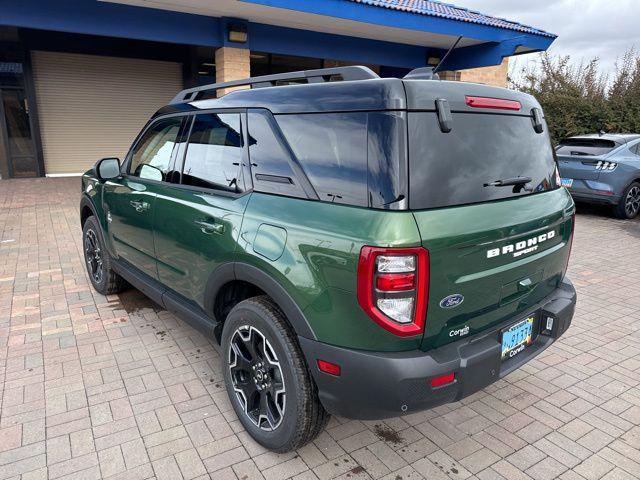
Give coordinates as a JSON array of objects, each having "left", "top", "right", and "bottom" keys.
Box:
[{"left": 300, "top": 278, "right": 576, "bottom": 420}]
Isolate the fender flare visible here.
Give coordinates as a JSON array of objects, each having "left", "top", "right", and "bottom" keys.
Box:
[
  {"left": 203, "top": 262, "right": 316, "bottom": 340},
  {"left": 79, "top": 194, "right": 97, "bottom": 226}
]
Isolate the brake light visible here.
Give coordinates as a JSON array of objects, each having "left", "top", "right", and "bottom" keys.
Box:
[
  {"left": 466, "top": 96, "right": 521, "bottom": 111},
  {"left": 357, "top": 246, "right": 429, "bottom": 337}
]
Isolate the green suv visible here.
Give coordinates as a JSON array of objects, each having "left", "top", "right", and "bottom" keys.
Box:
[{"left": 80, "top": 66, "right": 576, "bottom": 452}]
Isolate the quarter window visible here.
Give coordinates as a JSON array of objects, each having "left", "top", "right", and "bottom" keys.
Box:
[
  {"left": 276, "top": 113, "right": 368, "bottom": 206},
  {"left": 182, "top": 113, "right": 243, "bottom": 192},
  {"left": 129, "top": 117, "right": 182, "bottom": 181}
]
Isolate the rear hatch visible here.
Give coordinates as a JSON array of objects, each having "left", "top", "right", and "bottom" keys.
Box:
[
  {"left": 403, "top": 80, "right": 575, "bottom": 350},
  {"left": 556, "top": 137, "right": 620, "bottom": 182}
]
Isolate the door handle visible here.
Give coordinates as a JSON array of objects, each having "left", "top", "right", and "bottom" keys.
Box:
[
  {"left": 130, "top": 200, "right": 150, "bottom": 212},
  {"left": 194, "top": 220, "right": 224, "bottom": 235}
]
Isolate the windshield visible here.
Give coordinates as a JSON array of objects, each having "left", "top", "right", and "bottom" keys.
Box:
[{"left": 408, "top": 112, "right": 559, "bottom": 210}]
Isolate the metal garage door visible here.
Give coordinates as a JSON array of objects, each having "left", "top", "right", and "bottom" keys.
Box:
[{"left": 31, "top": 51, "right": 183, "bottom": 175}]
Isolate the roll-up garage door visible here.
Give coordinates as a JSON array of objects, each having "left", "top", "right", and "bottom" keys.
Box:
[{"left": 31, "top": 51, "right": 183, "bottom": 175}]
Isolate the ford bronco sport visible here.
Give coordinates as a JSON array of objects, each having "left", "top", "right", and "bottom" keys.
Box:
[{"left": 80, "top": 66, "right": 577, "bottom": 452}]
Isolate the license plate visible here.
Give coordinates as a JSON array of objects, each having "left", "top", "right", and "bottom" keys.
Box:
[
  {"left": 501, "top": 317, "right": 534, "bottom": 360},
  {"left": 561, "top": 178, "right": 573, "bottom": 188}
]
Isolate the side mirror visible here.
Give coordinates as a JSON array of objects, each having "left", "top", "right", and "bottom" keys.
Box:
[
  {"left": 95, "top": 157, "right": 121, "bottom": 181},
  {"left": 138, "top": 164, "right": 163, "bottom": 182}
]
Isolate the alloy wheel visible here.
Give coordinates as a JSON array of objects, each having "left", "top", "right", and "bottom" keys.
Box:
[
  {"left": 84, "top": 229, "right": 103, "bottom": 284},
  {"left": 228, "top": 325, "right": 286, "bottom": 431},
  {"left": 625, "top": 186, "right": 640, "bottom": 217}
]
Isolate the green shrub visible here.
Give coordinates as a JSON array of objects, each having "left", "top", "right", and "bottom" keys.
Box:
[{"left": 510, "top": 50, "right": 640, "bottom": 144}]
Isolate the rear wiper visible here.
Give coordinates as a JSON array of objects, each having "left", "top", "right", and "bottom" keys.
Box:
[{"left": 483, "top": 176, "right": 532, "bottom": 188}]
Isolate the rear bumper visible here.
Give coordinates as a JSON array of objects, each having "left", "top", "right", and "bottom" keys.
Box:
[
  {"left": 570, "top": 191, "right": 620, "bottom": 206},
  {"left": 564, "top": 179, "right": 621, "bottom": 205},
  {"left": 300, "top": 278, "right": 576, "bottom": 420}
]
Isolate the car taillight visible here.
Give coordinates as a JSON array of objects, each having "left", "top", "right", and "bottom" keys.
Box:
[
  {"left": 465, "top": 96, "right": 521, "bottom": 111},
  {"left": 595, "top": 161, "right": 617, "bottom": 171},
  {"left": 357, "top": 246, "right": 429, "bottom": 336}
]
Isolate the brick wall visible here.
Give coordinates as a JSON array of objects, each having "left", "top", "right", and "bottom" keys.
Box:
[
  {"left": 214, "top": 47, "right": 250, "bottom": 97},
  {"left": 457, "top": 58, "right": 509, "bottom": 87}
]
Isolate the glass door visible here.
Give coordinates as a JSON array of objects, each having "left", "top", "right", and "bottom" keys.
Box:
[{"left": 0, "top": 87, "right": 40, "bottom": 177}]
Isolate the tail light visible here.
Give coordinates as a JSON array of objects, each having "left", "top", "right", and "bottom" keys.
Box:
[
  {"left": 357, "top": 246, "right": 429, "bottom": 337},
  {"left": 595, "top": 161, "right": 617, "bottom": 171}
]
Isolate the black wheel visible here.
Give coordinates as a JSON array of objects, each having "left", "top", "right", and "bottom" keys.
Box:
[
  {"left": 614, "top": 182, "right": 640, "bottom": 219},
  {"left": 82, "top": 216, "right": 128, "bottom": 295},
  {"left": 221, "top": 296, "right": 329, "bottom": 452}
]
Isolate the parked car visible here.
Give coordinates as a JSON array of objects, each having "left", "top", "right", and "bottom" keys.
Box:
[
  {"left": 557, "top": 134, "right": 640, "bottom": 219},
  {"left": 80, "top": 66, "right": 576, "bottom": 452}
]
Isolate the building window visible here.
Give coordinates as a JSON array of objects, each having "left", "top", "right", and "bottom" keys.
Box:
[{"left": 250, "top": 52, "right": 324, "bottom": 77}]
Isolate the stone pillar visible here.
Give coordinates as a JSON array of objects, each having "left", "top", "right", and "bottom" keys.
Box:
[
  {"left": 215, "top": 47, "right": 250, "bottom": 97},
  {"left": 457, "top": 58, "right": 509, "bottom": 87}
]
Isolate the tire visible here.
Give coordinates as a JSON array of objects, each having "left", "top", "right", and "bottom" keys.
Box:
[
  {"left": 614, "top": 182, "right": 640, "bottom": 219},
  {"left": 221, "top": 296, "right": 329, "bottom": 452},
  {"left": 82, "top": 216, "right": 128, "bottom": 295}
]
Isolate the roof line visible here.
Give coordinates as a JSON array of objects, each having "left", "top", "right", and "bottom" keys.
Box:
[{"left": 348, "top": 0, "right": 557, "bottom": 38}]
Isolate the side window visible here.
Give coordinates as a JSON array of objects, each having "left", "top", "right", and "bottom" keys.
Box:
[
  {"left": 632, "top": 143, "right": 640, "bottom": 156},
  {"left": 129, "top": 117, "right": 182, "bottom": 181},
  {"left": 247, "top": 110, "right": 307, "bottom": 198},
  {"left": 181, "top": 113, "right": 243, "bottom": 192},
  {"left": 276, "top": 113, "right": 368, "bottom": 206}
]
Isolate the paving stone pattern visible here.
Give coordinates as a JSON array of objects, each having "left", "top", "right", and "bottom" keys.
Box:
[{"left": 1, "top": 178, "right": 640, "bottom": 480}]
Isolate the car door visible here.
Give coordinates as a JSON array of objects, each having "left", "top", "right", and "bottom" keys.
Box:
[
  {"left": 102, "top": 115, "right": 185, "bottom": 279},
  {"left": 153, "top": 111, "right": 250, "bottom": 305}
]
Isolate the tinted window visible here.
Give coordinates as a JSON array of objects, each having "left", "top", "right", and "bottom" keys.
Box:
[
  {"left": 367, "top": 112, "right": 405, "bottom": 208},
  {"left": 247, "top": 110, "right": 307, "bottom": 198},
  {"left": 556, "top": 139, "right": 618, "bottom": 156},
  {"left": 409, "top": 112, "right": 558, "bottom": 209},
  {"left": 182, "top": 113, "right": 243, "bottom": 192},
  {"left": 276, "top": 113, "right": 368, "bottom": 206},
  {"left": 129, "top": 117, "right": 182, "bottom": 181}
]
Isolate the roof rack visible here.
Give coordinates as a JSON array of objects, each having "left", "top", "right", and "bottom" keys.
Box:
[{"left": 170, "top": 65, "right": 379, "bottom": 104}]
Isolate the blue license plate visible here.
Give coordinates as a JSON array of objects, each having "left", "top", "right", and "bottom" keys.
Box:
[
  {"left": 501, "top": 317, "right": 534, "bottom": 360},
  {"left": 561, "top": 178, "right": 573, "bottom": 188}
]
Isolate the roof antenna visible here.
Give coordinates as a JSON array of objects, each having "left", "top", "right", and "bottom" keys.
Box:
[{"left": 433, "top": 35, "right": 463, "bottom": 74}]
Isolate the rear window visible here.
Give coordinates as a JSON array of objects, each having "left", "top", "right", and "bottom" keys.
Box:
[
  {"left": 556, "top": 138, "right": 618, "bottom": 156},
  {"left": 408, "top": 112, "right": 558, "bottom": 210}
]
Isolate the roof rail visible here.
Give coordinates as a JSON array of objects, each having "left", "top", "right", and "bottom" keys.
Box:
[{"left": 171, "top": 65, "right": 379, "bottom": 104}]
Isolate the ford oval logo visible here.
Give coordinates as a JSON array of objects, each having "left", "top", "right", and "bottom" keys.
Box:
[{"left": 440, "top": 294, "right": 464, "bottom": 309}]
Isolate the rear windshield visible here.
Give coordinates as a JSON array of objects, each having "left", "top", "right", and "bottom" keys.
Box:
[
  {"left": 556, "top": 138, "right": 618, "bottom": 156},
  {"left": 408, "top": 112, "right": 558, "bottom": 210}
]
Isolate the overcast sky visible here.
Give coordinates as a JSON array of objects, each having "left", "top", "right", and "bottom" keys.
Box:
[{"left": 460, "top": 0, "right": 639, "bottom": 78}]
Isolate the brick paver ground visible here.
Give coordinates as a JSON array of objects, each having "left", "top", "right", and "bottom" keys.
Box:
[{"left": 1, "top": 177, "right": 640, "bottom": 480}]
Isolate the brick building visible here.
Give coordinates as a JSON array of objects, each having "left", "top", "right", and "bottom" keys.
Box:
[{"left": 0, "top": 0, "right": 555, "bottom": 178}]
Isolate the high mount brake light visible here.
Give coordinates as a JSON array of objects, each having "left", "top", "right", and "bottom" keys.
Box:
[
  {"left": 465, "top": 96, "right": 521, "bottom": 111},
  {"left": 357, "top": 246, "right": 429, "bottom": 337}
]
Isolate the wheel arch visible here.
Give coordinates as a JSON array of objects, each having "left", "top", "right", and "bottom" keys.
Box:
[
  {"left": 80, "top": 194, "right": 97, "bottom": 228},
  {"left": 204, "top": 262, "right": 316, "bottom": 343}
]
